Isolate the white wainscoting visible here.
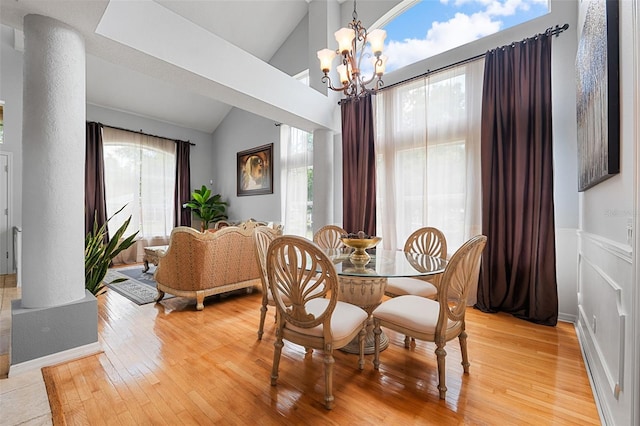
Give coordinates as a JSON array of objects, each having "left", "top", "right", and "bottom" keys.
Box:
[{"left": 577, "top": 231, "right": 632, "bottom": 424}]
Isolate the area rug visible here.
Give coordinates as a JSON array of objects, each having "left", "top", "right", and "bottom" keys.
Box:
[{"left": 104, "top": 265, "right": 174, "bottom": 305}]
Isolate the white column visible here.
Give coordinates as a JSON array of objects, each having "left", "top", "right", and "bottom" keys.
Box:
[
  {"left": 309, "top": 1, "right": 342, "bottom": 233},
  {"left": 21, "top": 14, "right": 86, "bottom": 308},
  {"left": 312, "top": 129, "right": 335, "bottom": 233}
]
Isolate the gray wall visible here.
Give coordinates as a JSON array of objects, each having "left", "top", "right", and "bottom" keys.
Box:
[
  {"left": 0, "top": 26, "right": 24, "bottom": 276},
  {"left": 211, "top": 108, "right": 281, "bottom": 223},
  {"left": 0, "top": 23, "right": 218, "bottom": 269}
]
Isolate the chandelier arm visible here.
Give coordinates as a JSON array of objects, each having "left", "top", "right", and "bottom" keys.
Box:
[{"left": 321, "top": 74, "right": 349, "bottom": 93}]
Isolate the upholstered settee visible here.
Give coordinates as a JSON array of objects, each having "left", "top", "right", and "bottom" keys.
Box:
[{"left": 154, "top": 221, "right": 276, "bottom": 310}]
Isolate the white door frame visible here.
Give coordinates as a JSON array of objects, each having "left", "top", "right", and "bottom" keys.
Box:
[{"left": 0, "top": 151, "right": 13, "bottom": 275}]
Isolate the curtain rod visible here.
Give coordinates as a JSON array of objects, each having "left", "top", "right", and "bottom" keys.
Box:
[
  {"left": 379, "top": 23, "right": 570, "bottom": 93},
  {"left": 99, "top": 123, "right": 195, "bottom": 146}
]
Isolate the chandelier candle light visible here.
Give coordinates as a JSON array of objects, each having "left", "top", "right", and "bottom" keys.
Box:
[{"left": 317, "top": 1, "right": 387, "bottom": 99}]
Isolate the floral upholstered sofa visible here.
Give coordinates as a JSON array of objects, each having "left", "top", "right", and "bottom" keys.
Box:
[{"left": 154, "top": 220, "right": 280, "bottom": 310}]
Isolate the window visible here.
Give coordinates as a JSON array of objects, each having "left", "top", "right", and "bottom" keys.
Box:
[
  {"left": 379, "top": 0, "right": 550, "bottom": 72},
  {"left": 375, "top": 59, "right": 484, "bottom": 252},
  {"left": 280, "top": 125, "right": 313, "bottom": 238},
  {"left": 102, "top": 127, "right": 176, "bottom": 240}
]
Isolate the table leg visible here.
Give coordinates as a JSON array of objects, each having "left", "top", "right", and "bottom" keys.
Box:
[{"left": 336, "top": 276, "right": 389, "bottom": 354}]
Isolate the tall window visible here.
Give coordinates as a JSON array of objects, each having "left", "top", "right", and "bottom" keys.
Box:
[
  {"left": 375, "top": 59, "right": 484, "bottom": 252},
  {"left": 102, "top": 127, "right": 176, "bottom": 241},
  {"left": 280, "top": 125, "right": 313, "bottom": 238}
]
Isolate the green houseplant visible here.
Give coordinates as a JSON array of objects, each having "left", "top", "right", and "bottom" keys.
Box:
[
  {"left": 85, "top": 205, "right": 139, "bottom": 296},
  {"left": 184, "top": 185, "right": 229, "bottom": 232}
]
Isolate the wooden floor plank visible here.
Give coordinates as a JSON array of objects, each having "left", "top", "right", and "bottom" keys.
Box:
[{"left": 42, "top": 286, "right": 600, "bottom": 425}]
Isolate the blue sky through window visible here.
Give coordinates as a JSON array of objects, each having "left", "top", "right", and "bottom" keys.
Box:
[{"left": 381, "top": 0, "right": 549, "bottom": 72}]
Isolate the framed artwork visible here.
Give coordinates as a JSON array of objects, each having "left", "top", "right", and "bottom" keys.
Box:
[
  {"left": 237, "top": 143, "right": 273, "bottom": 196},
  {"left": 576, "top": 0, "right": 619, "bottom": 191}
]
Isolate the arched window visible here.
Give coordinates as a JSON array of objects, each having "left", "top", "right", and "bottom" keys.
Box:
[{"left": 381, "top": 0, "right": 549, "bottom": 73}]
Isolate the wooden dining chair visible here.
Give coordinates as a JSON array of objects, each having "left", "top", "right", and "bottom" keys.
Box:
[
  {"left": 372, "top": 235, "right": 487, "bottom": 400},
  {"left": 313, "top": 224, "right": 347, "bottom": 249},
  {"left": 267, "top": 235, "right": 368, "bottom": 410},
  {"left": 385, "top": 226, "right": 447, "bottom": 299},
  {"left": 252, "top": 225, "right": 283, "bottom": 340}
]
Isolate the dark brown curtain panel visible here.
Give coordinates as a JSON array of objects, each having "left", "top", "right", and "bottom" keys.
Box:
[
  {"left": 475, "top": 34, "right": 559, "bottom": 326},
  {"left": 174, "top": 140, "right": 191, "bottom": 227},
  {"left": 341, "top": 94, "right": 376, "bottom": 236},
  {"left": 85, "top": 121, "right": 108, "bottom": 240}
]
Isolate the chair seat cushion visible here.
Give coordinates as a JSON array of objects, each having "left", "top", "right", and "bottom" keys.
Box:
[
  {"left": 373, "top": 295, "right": 456, "bottom": 335},
  {"left": 385, "top": 277, "right": 438, "bottom": 299},
  {"left": 287, "top": 299, "right": 368, "bottom": 340}
]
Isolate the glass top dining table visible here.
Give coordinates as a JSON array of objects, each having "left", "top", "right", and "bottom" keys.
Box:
[
  {"left": 322, "top": 247, "right": 447, "bottom": 354},
  {"left": 324, "top": 247, "right": 447, "bottom": 278}
]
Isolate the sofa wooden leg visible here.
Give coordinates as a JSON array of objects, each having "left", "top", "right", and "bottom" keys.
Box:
[{"left": 196, "top": 292, "right": 205, "bottom": 311}]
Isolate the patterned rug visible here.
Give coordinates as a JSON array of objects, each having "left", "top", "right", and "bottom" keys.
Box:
[{"left": 104, "top": 265, "right": 174, "bottom": 305}]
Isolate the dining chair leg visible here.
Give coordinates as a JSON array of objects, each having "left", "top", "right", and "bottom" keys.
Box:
[
  {"left": 258, "top": 302, "right": 267, "bottom": 340},
  {"left": 358, "top": 327, "right": 366, "bottom": 370},
  {"left": 435, "top": 341, "right": 447, "bottom": 399},
  {"left": 373, "top": 321, "right": 381, "bottom": 370},
  {"left": 459, "top": 329, "right": 470, "bottom": 373},
  {"left": 271, "top": 337, "right": 284, "bottom": 386},
  {"left": 323, "top": 350, "right": 335, "bottom": 410},
  {"left": 403, "top": 335, "right": 416, "bottom": 348}
]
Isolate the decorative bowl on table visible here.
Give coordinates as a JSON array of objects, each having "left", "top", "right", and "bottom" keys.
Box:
[{"left": 340, "top": 232, "right": 382, "bottom": 263}]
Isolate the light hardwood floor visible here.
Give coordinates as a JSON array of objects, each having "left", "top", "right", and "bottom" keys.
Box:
[
  {"left": 47, "top": 276, "right": 599, "bottom": 425},
  {"left": 3, "top": 272, "right": 600, "bottom": 425}
]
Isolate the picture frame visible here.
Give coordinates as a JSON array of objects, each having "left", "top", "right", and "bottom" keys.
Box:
[
  {"left": 575, "top": 0, "right": 620, "bottom": 192},
  {"left": 237, "top": 143, "right": 273, "bottom": 196}
]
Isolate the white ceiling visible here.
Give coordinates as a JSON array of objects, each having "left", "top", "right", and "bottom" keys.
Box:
[{"left": 0, "top": 0, "right": 315, "bottom": 134}]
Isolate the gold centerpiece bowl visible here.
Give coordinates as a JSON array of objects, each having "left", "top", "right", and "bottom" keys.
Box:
[{"left": 341, "top": 235, "right": 382, "bottom": 263}]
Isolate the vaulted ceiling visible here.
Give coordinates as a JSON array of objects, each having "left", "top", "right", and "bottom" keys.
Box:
[{"left": 0, "top": 0, "right": 344, "bottom": 134}]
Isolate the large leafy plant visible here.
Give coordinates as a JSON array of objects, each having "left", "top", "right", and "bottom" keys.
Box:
[
  {"left": 184, "top": 185, "right": 228, "bottom": 232},
  {"left": 85, "top": 205, "right": 139, "bottom": 296}
]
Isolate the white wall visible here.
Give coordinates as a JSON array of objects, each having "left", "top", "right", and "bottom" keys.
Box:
[{"left": 574, "top": 0, "right": 637, "bottom": 424}]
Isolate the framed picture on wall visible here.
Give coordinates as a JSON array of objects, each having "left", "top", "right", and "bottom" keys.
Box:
[
  {"left": 575, "top": 0, "right": 620, "bottom": 191},
  {"left": 237, "top": 143, "right": 273, "bottom": 196}
]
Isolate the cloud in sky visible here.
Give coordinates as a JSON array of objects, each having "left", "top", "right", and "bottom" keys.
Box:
[
  {"left": 381, "top": 0, "right": 547, "bottom": 72},
  {"left": 385, "top": 12, "right": 501, "bottom": 71}
]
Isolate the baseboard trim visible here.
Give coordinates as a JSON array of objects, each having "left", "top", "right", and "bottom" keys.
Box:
[
  {"left": 558, "top": 312, "right": 577, "bottom": 323},
  {"left": 8, "top": 342, "right": 102, "bottom": 377},
  {"left": 575, "top": 321, "right": 609, "bottom": 425}
]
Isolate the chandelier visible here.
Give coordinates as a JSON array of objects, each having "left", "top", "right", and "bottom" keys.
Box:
[{"left": 316, "top": 1, "right": 387, "bottom": 99}]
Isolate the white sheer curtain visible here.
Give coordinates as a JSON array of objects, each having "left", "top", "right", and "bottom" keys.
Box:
[
  {"left": 280, "top": 124, "right": 313, "bottom": 237},
  {"left": 375, "top": 59, "right": 484, "bottom": 254},
  {"left": 102, "top": 126, "right": 176, "bottom": 263}
]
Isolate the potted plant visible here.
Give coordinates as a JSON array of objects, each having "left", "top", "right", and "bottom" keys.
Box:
[
  {"left": 184, "top": 185, "right": 229, "bottom": 232},
  {"left": 85, "top": 205, "right": 139, "bottom": 296}
]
